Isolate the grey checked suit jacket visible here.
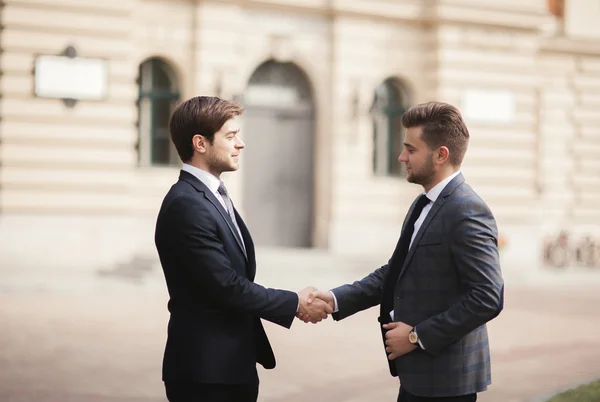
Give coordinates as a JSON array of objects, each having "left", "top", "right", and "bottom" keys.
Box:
[{"left": 331, "top": 173, "right": 504, "bottom": 397}]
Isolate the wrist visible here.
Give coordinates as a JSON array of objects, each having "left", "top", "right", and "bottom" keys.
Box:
[
  {"left": 328, "top": 290, "right": 339, "bottom": 313},
  {"left": 408, "top": 327, "right": 419, "bottom": 346},
  {"left": 327, "top": 297, "right": 335, "bottom": 310}
]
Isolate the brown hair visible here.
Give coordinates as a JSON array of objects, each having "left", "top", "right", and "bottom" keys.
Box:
[
  {"left": 401, "top": 101, "right": 469, "bottom": 166},
  {"left": 169, "top": 96, "right": 244, "bottom": 162}
]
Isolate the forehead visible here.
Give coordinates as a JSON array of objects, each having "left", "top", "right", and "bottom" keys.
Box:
[
  {"left": 217, "top": 117, "right": 241, "bottom": 135},
  {"left": 404, "top": 126, "right": 425, "bottom": 146}
]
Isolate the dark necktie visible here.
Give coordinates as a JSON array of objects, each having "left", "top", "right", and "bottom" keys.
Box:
[
  {"left": 380, "top": 193, "right": 430, "bottom": 322},
  {"left": 217, "top": 181, "right": 246, "bottom": 253}
]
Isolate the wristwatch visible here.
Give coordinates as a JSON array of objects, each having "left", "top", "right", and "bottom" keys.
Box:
[{"left": 408, "top": 327, "right": 419, "bottom": 345}]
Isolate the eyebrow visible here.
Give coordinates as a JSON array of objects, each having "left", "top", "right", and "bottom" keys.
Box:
[
  {"left": 226, "top": 129, "right": 240, "bottom": 135},
  {"left": 403, "top": 142, "right": 415, "bottom": 148}
]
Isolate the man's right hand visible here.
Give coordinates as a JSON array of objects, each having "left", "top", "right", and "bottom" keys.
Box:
[
  {"left": 297, "top": 287, "right": 333, "bottom": 323},
  {"left": 296, "top": 289, "right": 335, "bottom": 323}
]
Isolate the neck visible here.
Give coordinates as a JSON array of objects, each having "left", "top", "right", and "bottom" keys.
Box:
[
  {"left": 422, "top": 166, "right": 459, "bottom": 192},
  {"left": 187, "top": 158, "right": 221, "bottom": 180}
]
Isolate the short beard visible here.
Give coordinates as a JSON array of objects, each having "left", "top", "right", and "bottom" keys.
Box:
[
  {"left": 206, "top": 153, "right": 234, "bottom": 177},
  {"left": 407, "top": 154, "right": 436, "bottom": 187}
]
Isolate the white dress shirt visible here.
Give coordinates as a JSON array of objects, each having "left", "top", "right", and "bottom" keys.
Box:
[
  {"left": 182, "top": 163, "right": 246, "bottom": 247},
  {"left": 330, "top": 171, "right": 462, "bottom": 348},
  {"left": 409, "top": 170, "right": 461, "bottom": 250},
  {"left": 182, "top": 163, "right": 227, "bottom": 209}
]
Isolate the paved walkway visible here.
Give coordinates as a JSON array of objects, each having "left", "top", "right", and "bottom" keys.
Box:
[{"left": 1, "top": 248, "right": 600, "bottom": 402}]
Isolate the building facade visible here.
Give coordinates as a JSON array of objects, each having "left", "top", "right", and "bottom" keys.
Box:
[{"left": 1, "top": 0, "right": 599, "bottom": 272}]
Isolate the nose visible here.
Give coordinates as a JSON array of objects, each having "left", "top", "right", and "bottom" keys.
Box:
[
  {"left": 398, "top": 150, "right": 408, "bottom": 163},
  {"left": 236, "top": 137, "right": 245, "bottom": 149}
]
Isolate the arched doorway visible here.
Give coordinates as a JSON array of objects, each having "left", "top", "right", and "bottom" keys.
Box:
[
  {"left": 370, "top": 77, "right": 411, "bottom": 177},
  {"left": 242, "top": 60, "right": 315, "bottom": 248},
  {"left": 137, "top": 57, "right": 180, "bottom": 166}
]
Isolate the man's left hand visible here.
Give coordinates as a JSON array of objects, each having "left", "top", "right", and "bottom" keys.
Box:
[{"left": 382, "top": 321, "right": 417, "bottom": 360}]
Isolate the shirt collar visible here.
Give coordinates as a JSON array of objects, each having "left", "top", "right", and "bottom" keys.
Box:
[
  {"left": 424, "top": 171, "right": 461, "bottom": 203},
  {"left": 182, "top": 163, "right": 221, "bottom": 194}
]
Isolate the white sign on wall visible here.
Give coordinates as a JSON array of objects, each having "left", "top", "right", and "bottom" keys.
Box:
[
  {"left": 461, "top": 88, "right": 516, "bottom": 124},
  {"left": 565, "top": 0, "right": 600, "bottom": 40},
  {"left": 34, "top": 55, "right": 108, "bottom": 101}
]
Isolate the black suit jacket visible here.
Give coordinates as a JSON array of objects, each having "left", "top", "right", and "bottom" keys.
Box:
[
  {"left": 331, "top": 174, "right": 504, "bottom": 397},
  {"left": 154, "top": 170, "right": 298, "bottom": 384}
]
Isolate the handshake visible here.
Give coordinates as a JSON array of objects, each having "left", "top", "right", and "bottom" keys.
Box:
[{"left": 295, "top": 286, "right": 335, "bottom": 324}]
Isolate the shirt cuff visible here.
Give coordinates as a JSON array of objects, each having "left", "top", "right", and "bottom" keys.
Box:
[
  {"left": 415, "top": 327, "right": 425, "bottom": 349},
  {"left": 329, "top": 291, "right": 339, "bottom": 313}
]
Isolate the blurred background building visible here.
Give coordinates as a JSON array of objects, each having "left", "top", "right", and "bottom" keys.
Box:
[{"left": 1, "top": 0, "right": 599, "bottom": 273}]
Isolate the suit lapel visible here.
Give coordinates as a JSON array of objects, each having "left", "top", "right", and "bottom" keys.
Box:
[
  {"left": 180, "top": 171, "right": 248, "bottom": 260},
  {"left": 202, "top": 192, "right": 248, "bottom": 259},
  {"left": 389, "top": 198, "right": 420, "bottom": 263},
  {"left": 235, "top": 210, "right": 256, "bottom": 280},
  {"left": 396, "top": 173, "right": 465, "bottom": 284},
  {"left": 395, "top": 198, "right": 446, "bottom": 283}
]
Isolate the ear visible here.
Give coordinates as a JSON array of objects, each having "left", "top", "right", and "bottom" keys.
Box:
[
  {"left": 192, "top": 134, "right": 206, "bottom": 154},
  {"left": 436, "top": 146, "right": 450, "bottom": 164}
]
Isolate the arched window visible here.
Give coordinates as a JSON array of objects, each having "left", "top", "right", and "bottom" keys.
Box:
[
  {"left": 370, "top": 77, "right": 411, "bottom": 177},
  {"left": 137, "top": 57, "right": 180, "bottom": 166}
]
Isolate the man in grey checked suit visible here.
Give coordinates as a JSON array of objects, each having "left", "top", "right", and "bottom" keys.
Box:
[{"left": 302, "top": 101, "right": 504, "bottom": 401}]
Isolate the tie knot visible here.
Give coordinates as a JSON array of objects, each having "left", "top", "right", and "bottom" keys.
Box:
[
  {"left": 218, "top": 181, "right": 228, "bottom": 196},
  {"left": 416, "top": 194, "right": 430, "bottom": 210}
]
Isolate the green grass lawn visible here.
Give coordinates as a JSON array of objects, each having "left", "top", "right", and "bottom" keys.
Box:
[{"left": 547, "top": 379, "right": 600, "bottom": 402}]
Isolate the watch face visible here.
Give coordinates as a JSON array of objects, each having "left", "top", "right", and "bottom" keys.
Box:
[{"left": 409, "top": 332, "right": 418, "bottom": 344}]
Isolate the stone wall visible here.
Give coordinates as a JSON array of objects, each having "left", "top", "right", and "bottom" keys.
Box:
[{"left": 0, "top": 0, "right": 598, "bottom": 272}]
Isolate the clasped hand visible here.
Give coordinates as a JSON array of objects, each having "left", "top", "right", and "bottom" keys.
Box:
[
  {"left": 296, "top": 287, "right": 334, "bottom": 323},
  {"left": 382, "top": 321, "right": 417, "bottom": 359},
  {"left": 296, "top": 288, "right": 334, "bottom": 324}
]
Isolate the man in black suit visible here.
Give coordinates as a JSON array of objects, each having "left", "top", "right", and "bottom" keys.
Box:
[
  {"left": 302, "top": 101, "right": 504, "bottom": 401},
  {"left": 154, "top": 96, "right": 332, "bottom": 402}
]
